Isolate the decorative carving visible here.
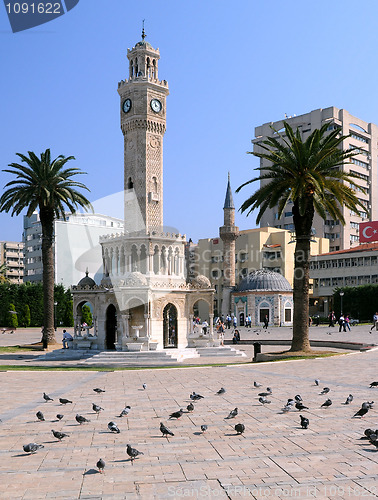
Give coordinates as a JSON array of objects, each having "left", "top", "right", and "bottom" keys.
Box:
[{"left": 190, "top": 275, "right": 211, "bottom": 289}]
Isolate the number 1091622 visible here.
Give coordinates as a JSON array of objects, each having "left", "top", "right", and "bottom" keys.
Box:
[{"left": 5, "top": 3, "right": 63, "bottom": 14}]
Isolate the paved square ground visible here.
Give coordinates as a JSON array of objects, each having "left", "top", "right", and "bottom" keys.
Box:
[{"left": 1, "top": 349, "right": 378, "bottom": 499}]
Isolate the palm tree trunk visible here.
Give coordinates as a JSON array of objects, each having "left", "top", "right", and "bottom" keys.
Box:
[
  {"left": 40, "top": 209, "right": 56, "bottom": 348},
  {"left": 291, "top": 202, "right": 313, "bottom": 353},
  {"left": 291, "top": 236, "right": 311, "bottom": 352}
]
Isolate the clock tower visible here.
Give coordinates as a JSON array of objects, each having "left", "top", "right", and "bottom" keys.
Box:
[{"left": 118, "top": 28, "right": 169, "bottom": 234}]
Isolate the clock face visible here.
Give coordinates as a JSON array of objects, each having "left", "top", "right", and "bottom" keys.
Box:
[
  {"left": 150, "top": 98, "right": 162, "bottom": 113},
  {"left": 122, "top": 98, "right": 132, "bottom": 113}
]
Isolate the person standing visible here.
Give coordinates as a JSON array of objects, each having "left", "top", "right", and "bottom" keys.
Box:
[
  {"left": 371, "top": 312, "right": 378, "bottom": 331},
  {"left": 263, "top": 315, "right": 269, "bottom": 329},
  {"left": 328, "top": 311, "right": 335, "bottom": 327},
  {"left": 344, "top": 315, "right": 351, "bottom": 331},
  {"left": 218, "top": 322, "right": 225, "bottom": 346},
  {"left": 338, "top": 314, "right": 346, "bottom": 332}
]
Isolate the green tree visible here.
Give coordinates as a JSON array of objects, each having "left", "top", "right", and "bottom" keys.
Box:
[
  {"left": 23, "top": 304, "right": 31, "bottom": 327},
  {"left": 81, "top": 304, "right": 93, "bottom": 327},
  {"left": 0, "top": 263, "right": 9, "bottom": 283},
  {"left": 8, "top": 303, "right": 18, "bottom": 329},
  {"left": 64, "top": 299, "right": 74, "bottom": 327},
  {"left": 237, "top": 123, "right": 366, "bottom": 352},
  {"left": 0, "top": 150, "right": 92, "bottom": 347}
]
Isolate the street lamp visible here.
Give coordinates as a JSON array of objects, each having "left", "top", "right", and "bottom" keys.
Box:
[
  {"left": 339, "top": 292, "right": 344, "bottom": 316},
  {"left": 54, "top": 302, "right": 58, "bottom": 331}
]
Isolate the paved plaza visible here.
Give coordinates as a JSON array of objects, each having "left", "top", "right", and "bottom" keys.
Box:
[{"left": 1, "top": 334, "right": 378, "bottom": 499}]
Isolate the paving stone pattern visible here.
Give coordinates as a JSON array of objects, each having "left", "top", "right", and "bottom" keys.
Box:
[{"left": 1, "top": 349, "right": 378, "bottom": 498}]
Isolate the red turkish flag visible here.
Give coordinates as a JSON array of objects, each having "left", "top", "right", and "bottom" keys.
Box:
[{"left": 359, "top": 221, "right": 378, "bottom": 243}]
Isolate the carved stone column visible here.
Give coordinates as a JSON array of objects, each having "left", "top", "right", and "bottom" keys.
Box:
[{"left": 209, "top": 313, "right": 214, "bottom": 340}]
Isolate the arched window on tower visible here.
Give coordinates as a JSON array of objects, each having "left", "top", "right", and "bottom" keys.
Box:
[
  {"left": 135, "top": 59, "right": 139, "bottom": 77},
  {"left": 146, "top": 57, "right": 151, "bottom": 78},
  {"left": 127, "top": 177, "right": 134, "bottom": 190},
  {"left": 152, "top": 176, "right": 158, "bottom": 193},
  {"left": 152, "top": 59, "right": 157, "bottom": 79}
]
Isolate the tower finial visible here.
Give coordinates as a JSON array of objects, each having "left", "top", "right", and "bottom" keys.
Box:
[
  {"left": 142, "top": 19, "right": 146, "bottom": 40},
  {"left": 228, "top": 171, "right": 230, "bottom": 183}
]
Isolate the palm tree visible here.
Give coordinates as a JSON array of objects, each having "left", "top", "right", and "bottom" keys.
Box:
[
  {"left": 0, "top": 149, "right": 92, "bottom": 347},
  {"left": 0, "top": 263, "right": 9, "bottom": 284},
  {"left": 237, "top": 123, "right": 367, "bottom": 352}
]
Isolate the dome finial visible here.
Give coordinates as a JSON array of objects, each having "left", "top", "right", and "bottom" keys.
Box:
[
  {"left": 141, "top": 19, "right": 146, "bottom": 40},
  {"left": 85, "top": 267, "right": 89, "bottom": 277}
]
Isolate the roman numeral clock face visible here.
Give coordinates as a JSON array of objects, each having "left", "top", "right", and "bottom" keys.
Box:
[{"left": 150, "top": 98, "right": 162, "bottom": 113}]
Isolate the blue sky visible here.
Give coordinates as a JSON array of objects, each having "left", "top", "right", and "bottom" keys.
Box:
[{"left": 1, "top": 0, "right": 378, "bottom": 243}]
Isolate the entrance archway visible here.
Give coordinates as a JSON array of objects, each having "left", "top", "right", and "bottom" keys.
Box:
[
  {"left": 163, "top": 303, "right": 178, "bottom": 348},
  {"left": 105, "top": 304, "right": 117, "bottom": 350}
]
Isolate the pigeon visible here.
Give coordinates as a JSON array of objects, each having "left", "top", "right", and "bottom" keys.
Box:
[
  {"left": 92, "top": 403, "right": 104, "bottom": 413},
  {"left": 320, "top": 387, "right": 330, "bottom": 395},
  {"left": 217, "top": 387, "right": 226, "bottom": 395},
  {"left": 126, "top": 444, "right": 143, "bottom": 463},
  {"left": 282, "top": 404, "right": 293, "bottom": 413},
  {"left": 200, "top": 425, "right": 208, "bottom": 433},
  {"left": 253, "top": 381, "right": 262, "bottom": 388},
  {"left": 344, "top": 394, "right": 354, "bottom": 405},
  {"left": 59, "top": 398, "right": 72, "bottom": 405},
  {"left": 160, "top": 422, "right": 174, "bottom": 438},
  {"left": 52, "top": 429, "right": 69, "bottom": 441},
  {"left": 321, "top": 398, "right": 332, "bottom": 408},
  {"left": 295, "top": 402, "right": 308, "bottom": 411},
  {"left": 258, "top": 388, "right": 272, "bottom": 397},
  {"left": 169, "top": 409, "right": 183, "bottom": 419},
  {"left": 300, "top": 415, "right": 309, "bottom": 429},
  {"left": 43, "top": 393, "right": 53, "bottom": 402},
  {"left": 363, "top": 428, "right": 375, "bottom": 439},
  {"left": 286, "top": 399, "right": 295, "bottom": 406},
  {"left": 295, "top": 395, "right": 303, "bottom": 402},
  {"left": 226, "top": 408, "right": 238, "bottom": 418},
  {"left": 142, "top": 383, "right": 147, "bottom": 390},
  {"left": 186, "top": 403, "right": 194, "bottom": 412},
  {"left": 314, "top": 379, "right": 320, "bottom": 386},
  {"left": 364, "top": 401, "right": 374, "bottom": 409},
  {"left": 190, "top": 392, "right": 204, "bottom": 401},
  {"left": 23, "top": 443, "right": 44, "bottom": 454},
  {"left": 76, "top": 414, "right": 90, "bottom": 424},
  {"left": 369, "top": 382, "right": 378, "bottom": 388},
  {"left": 259, "top": 397, "right": 271, "bottom": 405},
  {"left": 235, "top": 423, "right": 245, "bottom": 435},
  {"left": 119, "top": 406, "right": 131, "bottom": 417},
  {"left": 368, "top": 433, "right": 378, "bottom": 444},
  {"left": 93, "top": 388, "right": 105, "bottom": 393},
  {"left": 56, "top": 414, "right": 64, "bottom": 421},
  {"left": 108, "top": 421, "right": 120, "bottom": 433},
  {"left": 96, "top": 458, "right": 105, "bottom": 473},
  {"left": 353, "top": 407, "right": 369, "bottom": 418},
  {"left": 36, "top": 411, "right": 45, "bottom": 421}
]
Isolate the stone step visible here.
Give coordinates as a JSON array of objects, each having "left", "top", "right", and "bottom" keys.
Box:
[{"left": 196, "top": 347, "right": 246, "bottom": 357}]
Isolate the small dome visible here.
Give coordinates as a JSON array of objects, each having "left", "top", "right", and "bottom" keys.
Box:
[
  {"left": 191, "top": 275, "right": 211, "bottom": 289},
  {"left": 135, "top": 40, "right": 153, "bottom": 49},
  {"left": 77, "top": 270, "right": 96, "bottom": 288},
  {"left": 237, "top": 269, "right": 292, "bottom": 292}
]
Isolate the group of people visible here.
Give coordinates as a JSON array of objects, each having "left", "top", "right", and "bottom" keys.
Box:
[
  {"left": 327, "top": 311, "right": 351, "bottom": 332},
  {"left": 215, "top": 318, "right": 241, "bottom": 346}
]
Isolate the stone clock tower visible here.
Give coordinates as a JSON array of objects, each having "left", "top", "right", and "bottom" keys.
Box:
[{"left": 117, "top": 28, "right": 169, "bottom": 233}]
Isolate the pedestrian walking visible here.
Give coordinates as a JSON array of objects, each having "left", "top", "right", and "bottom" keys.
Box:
[
  {"left": 263, "top": 315, "right": 269, "bottom": 329},
  {"left": 371, "top": 312, "right": 378, "bottom": 331}
]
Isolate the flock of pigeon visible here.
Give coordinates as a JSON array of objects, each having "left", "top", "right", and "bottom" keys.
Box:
[{"left": 21, "top": 378, "right": 378, "bottom": 474}]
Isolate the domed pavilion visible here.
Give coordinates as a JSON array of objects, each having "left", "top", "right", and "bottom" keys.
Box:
[{"left": 232, "top": 269, "right": 293, "bottom": 327}]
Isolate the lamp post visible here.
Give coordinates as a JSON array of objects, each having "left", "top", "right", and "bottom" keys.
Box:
[
  {"left": 54, "top": 302, "right": 58, "bottom": 331},
  {"left": 339, "top": 292, "right": 344, "bottom": 316}
]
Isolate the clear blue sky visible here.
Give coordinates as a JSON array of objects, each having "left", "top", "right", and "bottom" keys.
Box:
[{"left": 1, "top": 0, "right": 378, "bottom": 243}]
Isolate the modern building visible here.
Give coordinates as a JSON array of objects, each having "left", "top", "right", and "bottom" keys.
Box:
[
  {"left": 310, "top": 242, "right": 378, "bottom": 316},
  {"left": 253, "top": 107, "right": 378, "bottom": 251},
  {"left": 193, "top": 224, "right": 329, "bottom": 317},
  {"left": 0, "top": 241, "right": 24, "bottom": 284},
  {"left": 23, "top": 212, "right": 124, "bottom": 288}
]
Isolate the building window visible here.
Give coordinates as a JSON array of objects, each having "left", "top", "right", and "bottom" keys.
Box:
[
  {"left": 351, "top": 158, "right": 369, "bottom": 169},
  {"left": 285, "top": 309, "right": 291, "bottom": 322},
  {"left": 350, "top": 132, "right": 369, "bottom": 144},
  {"left": 284, "top": 211, "right": 292, "bottom": 217}
]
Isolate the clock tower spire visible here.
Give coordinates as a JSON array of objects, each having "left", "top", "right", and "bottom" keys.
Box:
[{"left": 118, "top": 30, "right": 169, "bottom": 233}]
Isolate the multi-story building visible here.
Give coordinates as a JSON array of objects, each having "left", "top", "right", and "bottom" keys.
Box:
[
  {"left": 0, "top": 241, "right": 24, "bottom": 284},
  {"left": 193, "top": 226, "right": 329, "bottom": 316},
  {"left": 310, "top": 242, "right": 378, "bottom": 317},
  {"left": 253, "top": 107, "right": 378, "bottom": 251},
  {"left": 23, "top": 212, "right": 124, "bottom": 288}
]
